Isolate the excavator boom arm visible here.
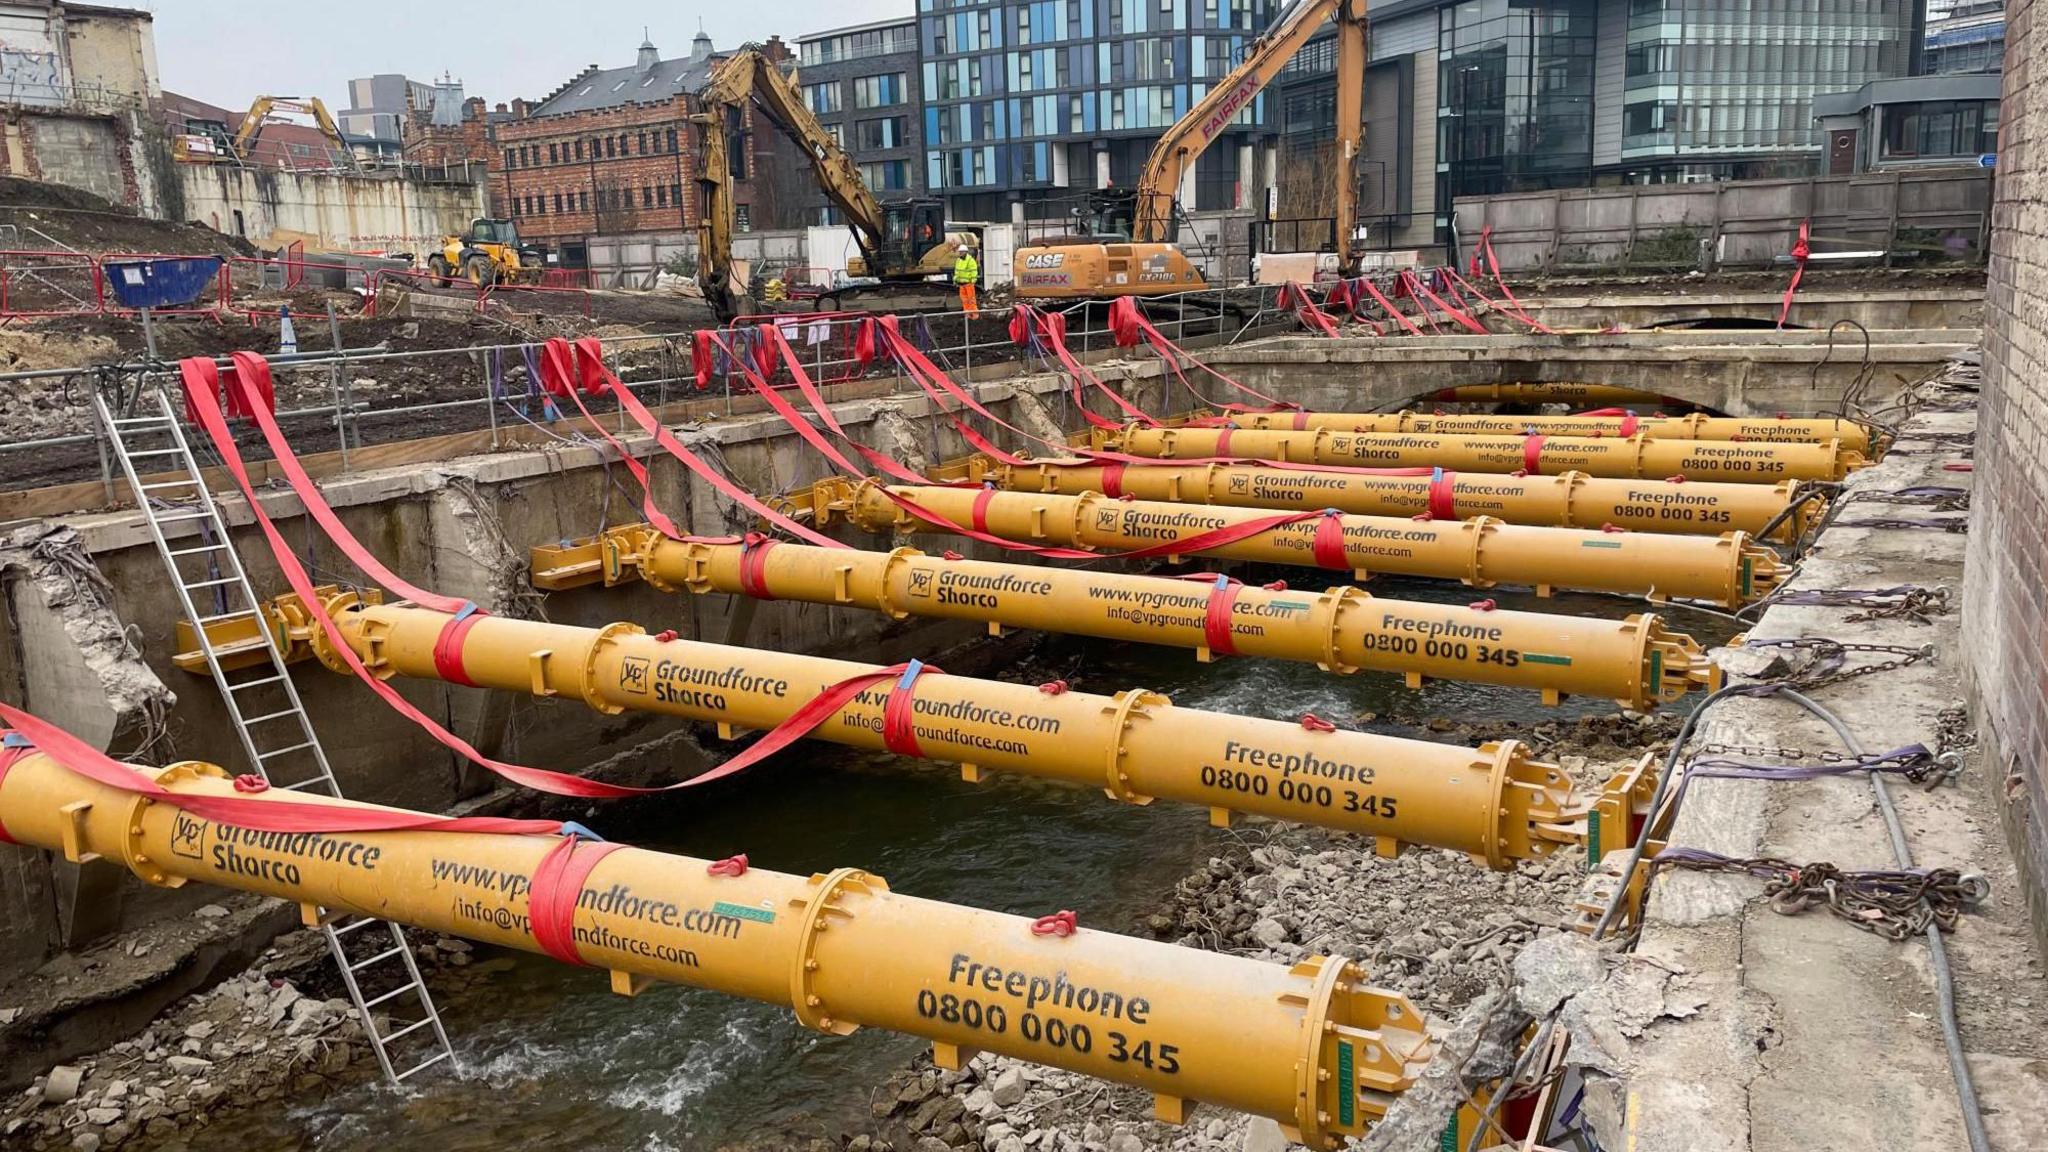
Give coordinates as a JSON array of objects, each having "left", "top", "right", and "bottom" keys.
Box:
[
  {"left": 1133, "top": 0, "right": 1367, "bottom": 262},
  {"left": 696, "top": 48, "right": 893, "bottom": 311}
]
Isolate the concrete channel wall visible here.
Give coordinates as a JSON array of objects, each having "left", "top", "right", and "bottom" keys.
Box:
[
  {"left": 0, "top": 357, "right": 1180, "bottom": 987},
  {"left": 1196, "top": 328, "right": 1976, "bottom": 415}
]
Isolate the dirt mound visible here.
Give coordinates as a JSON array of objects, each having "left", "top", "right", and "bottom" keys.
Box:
[
  {"left": 0, "top": 328, "right": 120, "bottom": 374},
  {"left": 0, "top": 177, "right": 254, "bottom": 259}
]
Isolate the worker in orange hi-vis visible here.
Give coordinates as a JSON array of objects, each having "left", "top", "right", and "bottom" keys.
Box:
[{"left": 953, "top": 242, "right": 981, "bottom": 317}]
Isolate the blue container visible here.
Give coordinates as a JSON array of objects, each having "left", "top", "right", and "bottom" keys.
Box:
[{"left": 103, "top": 256, "right": 224, "bottom": 309}]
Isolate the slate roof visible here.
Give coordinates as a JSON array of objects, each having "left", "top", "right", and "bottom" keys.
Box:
[{"left": 530, "top": 49, "right": 725, "bottom": 118}]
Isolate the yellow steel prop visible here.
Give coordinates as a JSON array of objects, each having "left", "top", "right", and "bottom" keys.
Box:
[
  {"left": 991, "top": 461, "right": 1820, "bottom": 543},
  {"left": 0, "top": 751, "right": 1434, "bottom": 1146},
  {"left": 532, "top": 527, "right": 1714, "bottom": 710},
  {"left": 1229, "top": 411, "right": 1877, "bottom": 454},
  {"left": 309, "top": 598, "right": 1596, "bottom": 867},
  {"left": 1111, "top": 426, "right": 1866, "bottom": 484},
  {"left": 829, "top": 483, "right": 1784, "bottom": 607},
  {"left": 1429, "top": 384, "right": 1666, "bottom": 406}
]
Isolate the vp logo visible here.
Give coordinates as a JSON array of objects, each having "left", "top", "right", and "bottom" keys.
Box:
[
  {"left": 908, "top": 569, "right": 936, "bottom": 599},
  {"left": 171, "top": 811, "right": 207, "bottom": 861},
  {"left": 1229, "top": 474, "right": 1251, "bottom": 494},
  {"left": 1095, "top": 509, "right": 1120, "bottom": 532},
  {"left": 619, "top": 656, "right": 652, "bottom": 696}
]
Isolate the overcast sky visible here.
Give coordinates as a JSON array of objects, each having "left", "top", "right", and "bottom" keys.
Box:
[{"left": 146, "top": 0, "right": 912, "bottom": 110}]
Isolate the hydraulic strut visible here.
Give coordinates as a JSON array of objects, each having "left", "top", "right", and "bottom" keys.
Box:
[
  {"left": 990, "top": 461, "right": 1821, "bottom": 543},
  {"left": 309, "top": 598, "right": 1607, "bottom": 867},
  {"left": 1111, "top": 426, "right": 1867, "bottom": 484},
  {"left": 1229, "top": 411, "right": 1877, "bottom": 454},
  {"left": 532, "top": 527, "right": 1715, "bottom": 710},
  {"left": 0, "top": 750, "right": 1435, "bottom": 1147},
  {"left": 830, "top": 482, "right": 1785, "bottom": 607}
]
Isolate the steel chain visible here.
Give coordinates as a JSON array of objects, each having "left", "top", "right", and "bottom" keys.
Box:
[
  {"left": 1744, "top": 637, "right": 1935, "bottom": 691},
  {"left": 1654, "top": 851, "right": 1990, "bottom": 941}
]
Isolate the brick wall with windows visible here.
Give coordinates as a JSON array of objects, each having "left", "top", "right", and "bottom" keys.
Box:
[
  {"left": 1964, "top": 0, "right": 2048, "bottom": 950},
  {"left": 488, "top": 35, "right": 800, "bottom": 258}
]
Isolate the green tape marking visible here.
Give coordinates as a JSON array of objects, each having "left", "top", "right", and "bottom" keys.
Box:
[
  {"left": 713, "top": 901, "right": 776, "bottom": 925},
  {"left": 1439, "top": 1114, "right": 1458, "bottom": 1151},
  {"left": 1581, "top": 540, "right": 1625, "bottom": 549},
  {"left": 1524, "top": 653, "right": 1574, "bottom": 667},
  {"left": 1338, "top": 1040, "right": 1355, "bottom": 1128}
]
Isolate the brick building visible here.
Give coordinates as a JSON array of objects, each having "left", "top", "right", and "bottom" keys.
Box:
[
  {"left": 401, "top": 95, "right": 514, "bottom": 178},
  {"left": 490, "top": 31, "right": 799, "bottom": 269}
]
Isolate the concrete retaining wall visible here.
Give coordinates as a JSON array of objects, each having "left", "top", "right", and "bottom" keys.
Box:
[
  {"left": 175, "top": 166, "right": 488, "bottom": 254},
  {"left": 1459, "top": 169, "right": 1994, "bottom": 272},
  {"left": 1196, "top": 328, "right": 1974, "bottom": 415}
]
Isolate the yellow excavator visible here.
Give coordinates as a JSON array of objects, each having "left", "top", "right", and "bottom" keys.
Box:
[
  {"left": 694, "top": 48, "right": 971, "bottom": 319},
  {"left": 173, "top": 95, "right": 361, "bottom": 171},
  {"left": 1015, "top": 0, "right": 1367, "bottom": 301}
]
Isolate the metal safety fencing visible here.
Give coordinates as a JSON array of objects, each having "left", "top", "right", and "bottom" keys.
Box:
[{"left": 0, "top": 283, "right": 1300, "bottom": 510}]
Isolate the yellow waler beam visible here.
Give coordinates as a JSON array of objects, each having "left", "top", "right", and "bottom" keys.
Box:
[
  {"left": 830, "top": 483, "right": 1784, "bottom": 608},
  {"left": 1431, "top": 384, "right": 1668, "bottom": 406},
  {"left": 992, "top": 462, "right": 1819, "bottom": 543},
  {"left": 310, "top": 598, "right": 1606, "bottom": 867},
  {"left": 0, "top": 752, "right": 1434, "bottom": 1146},
  {"left": 1230, "top": 411, "right": 1876, "bottom": 454},
  {"left": 552, "top": 528, "right": 1714, "bottom": 710},
  {"left": 1112, "top": 426, "right": 1866, "bottom": 484}
]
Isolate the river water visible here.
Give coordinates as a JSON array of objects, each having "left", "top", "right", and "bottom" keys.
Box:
[{"left": 169, "top": 579, "right": 1732, "bottom": 1152}]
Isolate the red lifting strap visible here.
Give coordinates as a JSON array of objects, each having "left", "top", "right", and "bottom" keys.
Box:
[
  {"left": 1031, "top": 910, "right": 1079, "bottom": 937},
  {"left": 738, "top": 534, "right": 779, "bottom": 601},
  {"left": 431, "top": 605, "right": 485, "bottom": 689},
  {"left": 0, "top": 740, "right": 25, "bottom": 844},
  {"left": 1312, "top": 511, "right": 1350, "bottom": 570},
  {"left": 1215, "top": 427, "right": 1235, "bottom": 459},
  {"left": 693, "top": 330, "right": 715, "bottom": 390},
  {"left": 1099, "top": 462, "right": 1126, "bottom": 499},
  {"left": 707, "top": 854, "right": 750, "bottom": 877},
  {"left": 1293, "top": 410, "right": 1313, "bottom": 432},
  {"left": 529, "top": 835, "right": 624, "bottom": 967},
  {"left": 1523, "top": 435, "right": 1548, "bottom": 476},
  {"left": 0, "top": 710, "right": 565, "bottom": 838},
  {"left": 1200, "top": 574, "right": 1242, "bottom": 658},
  {"left": 1428, "top": 468, "right": 1459, "bottom": 522},
  {"left": 882, "top": 660, "right": 937, "bottom": 759},
  {"left": 971, "top": 485, "right": 998, "bottom": 535},
  {"left": 1617, "top": 412, "right": 1640, "bottom": 438}
]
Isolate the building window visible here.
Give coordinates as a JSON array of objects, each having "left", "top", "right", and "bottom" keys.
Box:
[
  {"left": 638, "top": 131, "right": 648, "bottom": 154},
  {"left": 574, "top": 139, "right": 584, "bottom": 159},
  {"left": 554, "top": 193, "right": 565, "bottom": 213},
  {"left": 504, "top": 149, "right": 516, "bottom": 168},
  {"left": 604, "top": 137, "right": 616, "bottom": 158},
  {"left": 859, "top": 160, "right": 911, "bottom": 191},
  {"left": 668, "top": 127, "right": 680, "bottom": 151},
  {"left": 549, "top": 142, "right": 560, "bottom": 163},
  {"left": 806, "top": 82, "right": 843, "bottom": 115},
  {"left": 658, "top": 184, "right": 669, "bottom": 206},
  {"left": 853, "top": 74, "right": 906, "bottom": 109},
  {"left": 856, "top": 116, "right": 909, "bottom": 150},
  {"left": 580, "top": 190, "right": 590, "bottom": 211},
  {"left": 671, "top": 182, "right": 684, "bottom": 206},
  {"left": 643, "top": 185, "right": 654, "bottom": 207}
]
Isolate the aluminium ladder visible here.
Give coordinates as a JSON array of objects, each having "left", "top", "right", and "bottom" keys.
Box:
[{"left": 94, "top": 386, "right": 457, "bottom": 1086}]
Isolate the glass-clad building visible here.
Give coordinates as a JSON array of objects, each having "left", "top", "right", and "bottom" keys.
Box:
[
  {"left": 1617, "top": 0, "right": 1921, "bottom": 177},
  {"left": 1437, "top": 0, "right": 1600, "bottom": 202},
  {"left": 916, "top": 0, "right": 1278, "bottom": 219}
]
